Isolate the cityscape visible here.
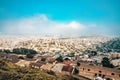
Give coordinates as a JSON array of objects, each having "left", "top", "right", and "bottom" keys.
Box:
[
  {"left": 0, "top": 35, "right": 120, "bottom": 80},
  {"left": 0, "top": 0, "right": 120, "bottom": 80}
]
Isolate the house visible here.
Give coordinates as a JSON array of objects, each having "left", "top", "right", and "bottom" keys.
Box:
[
  {"left": 30, "top": 62, "right": 44, "bottom": 69},
  {"left": 40, "top": 63, "right": 54, "bottom": 71},
  {"left": 92, "top": 57, "right": 102, "bottom": 63},
  {"left": 63, "top": 60, "right": 77, "bottom": 67},
  {"left": 0, "top": 53, "right": 8, "bottom": 59},
  {"left": 30, "top": 61, "right": 46, "bottom": 69},
  {"left": 7, "top": 54, "right": 19, "bottom": 63},
  {"left": 16, "top": 58, "right": 37, "bottom": 67},
  {"left": 110, "top": 53, "right": 120, "bottom": 59},
  {"left": 47, "top": 57, "right": 56, "bottom": 64},
  {"left": 62, "top": 65, "right": 74, "bottom": 75},
  {"left": 79, "top": 63, "right": 120, "bottom": 80},
  {"left": 51, "top": 63, "right": 64, "bottom": 73},
  {"left": 0, "top": 53, "right": 19, "bottom": 63},
  {"left": 111, "top": 59, "right": 120, "bottom": 66}
]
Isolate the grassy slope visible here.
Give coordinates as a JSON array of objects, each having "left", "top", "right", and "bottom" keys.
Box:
[{"left": 0, "top": 59, "right": 73, "bottom": 80}]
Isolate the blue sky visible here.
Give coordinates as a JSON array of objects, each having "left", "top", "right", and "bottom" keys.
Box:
[{"left": 0, "top": 0, "right": 120, "bottom": 36}]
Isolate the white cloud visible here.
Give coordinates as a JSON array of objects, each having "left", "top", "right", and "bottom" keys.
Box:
[{"left": 2, "top": 14, "right": 87, "bottom": 35}]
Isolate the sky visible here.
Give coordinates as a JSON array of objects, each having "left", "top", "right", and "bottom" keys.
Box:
[{"left": 0, "top": 0, "right": 120, "bottom": 36}]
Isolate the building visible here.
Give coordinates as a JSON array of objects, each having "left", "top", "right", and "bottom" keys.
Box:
[
  {"left": 51, "top": 63, "right": 64, "bottom": 73},
  {"left": 111, "top": 59, "right": 120, "bottom": 67},
  {"left": 79, "top": 63, "right": 120, "bottom": 80},
  {"left": 111, "top": 53, "right": 120, "bottom": 59},
  {"left": 0, "top": 53, "right": 19, "bottom": 63},
  {"left": 62, "top": 65, "right": 74, "bottom": 75},
  {"left": 30, "top": 61, "right": 46, "bottom": 69}
]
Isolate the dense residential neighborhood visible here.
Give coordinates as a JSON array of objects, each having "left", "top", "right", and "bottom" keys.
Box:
[
  {"left": 0, "top": 35, "right": 120, "bottom": 80},
  {"left": 0, "top": 0, "right": 120, "bottom": 79}
]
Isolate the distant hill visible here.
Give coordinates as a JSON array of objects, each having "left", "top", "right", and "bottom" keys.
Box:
[
  {"left": 96, "top": 38, "right": 120, "bottom": 53},
  {"left": 0, "top": 59, "right": 72, "bottom": 80}
]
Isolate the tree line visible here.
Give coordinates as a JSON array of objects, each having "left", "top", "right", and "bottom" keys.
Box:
[{"left": 0, "top": 48, "right": 38, "bottom": 54}]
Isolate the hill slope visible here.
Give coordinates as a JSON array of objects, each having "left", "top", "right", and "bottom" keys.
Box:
[
  {"left": 0, "top": 59, "right": 72, "bottom": 80},
  {"left": 96, "top": 38, "right": 120, "bottom": 53}
]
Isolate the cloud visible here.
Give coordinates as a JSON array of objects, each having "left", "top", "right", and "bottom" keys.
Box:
[
  {"left": 1, "top": 14, "right": 116, "bottom": 36},
  {"left": 1, "top": 14, "right": 86, "bottom": 35}
]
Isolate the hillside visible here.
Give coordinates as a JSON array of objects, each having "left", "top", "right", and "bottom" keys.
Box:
[
  {"left": 96, "top": 38, "right": 120, "bottom": 53},
  {"left": 0, "top": 59, "right": 73, "bottom": 80}
]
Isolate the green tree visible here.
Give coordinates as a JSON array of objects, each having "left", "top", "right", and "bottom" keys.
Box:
[
  {"left": 26, "top": 54, "right": 34, "bottom": 58},
  {"left": 64, "top": 58, "right": 70, "bottom": 61},
  {"left": 56, "top": 55, "right": 63, "bottom": 62},
  {"left": 96, "top": 38, "right": 120, "bottom": 53},
  {"left": 0, "top": 49, "right": 2, "bottom": 52},
  {"left": 28, "top": 49, "right": 37, "bottom": 54},
  {"left": 73, "top": 68, "right": 79, "bottom": 74},
  {"left": 13, "top": 48, "right": 21, "bottom": 54},
  {"left": 13, "top": 48, "right": 37, "bottom": 54},
  {"left": 18, "top": 56, "right": 24, "bottom": 59},
  {"left": 21, "top": 48, "right": 28, "bottom": 54},
  {"left": 41, "top": 58, "right": 46, "bottom": 62},
  {"left": 102, "top": 57, "right": 114, "bottom": 68},
  {"left": 77, "top": 62, "right": 80, "bottom": 66},
  {"left": 3, "top": 49, "right": 11, "bottom": 54}
]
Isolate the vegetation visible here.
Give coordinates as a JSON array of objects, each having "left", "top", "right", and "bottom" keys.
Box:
[
  {"left": 0, "top": 48, "right": 38, "bottom": 55},
  {"left": 3, "top": 49, "right": 11, "bottom": 53},
  {"left": 0, "top": 49, "right": 2, "bottom": 52},
  {"left": 0, "top": 48, "right": 38, "bottom": 59},
  {"left": 64, "top": 58, "right": 70, "bottom": 61},
  {"left": 18, "top": 56, "right": 24, "bottom": 59},
  {"left": 0, "top": 59, "right": 73, "bottom": 80},
  {"left": 56, "top": 55, "right": 63, "bottom": 62},
  {"left": 26, "top": 54, "right": 34, "bottom": 58},
  {"left": 82, "top": 49, "right": 97, "bottom": 56},
  {"left": 13, "top": 48, "right": 38, "bottom": 54},
  {"left": 41, "top": 58, "right": 46, "bottom": 62},
  {"left": 82, "top": 38, "right": 120, "bottom": 54},
  {"left": 101, "top": 57, "right": 114, "bottom": 68},
  {"left": 77, "top": 62, "right": 80, "bottom": 66},
  {"left": 96, "top": 38, "right": 120, "bottom": 53},
  {"left": 73, "top": 68, "right": 79, "bottom": 74}
]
